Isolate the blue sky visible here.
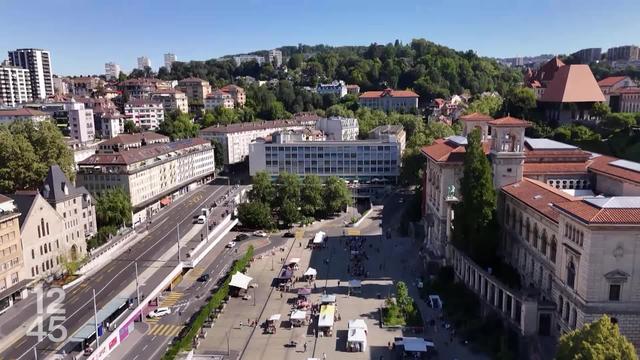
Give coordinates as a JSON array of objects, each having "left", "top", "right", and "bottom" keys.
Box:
[{"left": 3, "top": 0, "right": 639, "bottom": 75}]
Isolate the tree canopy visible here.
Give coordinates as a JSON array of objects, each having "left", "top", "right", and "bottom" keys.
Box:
[
  {"left": 556, "top": 316, "right": 637, "bottom": 360},
  {"left": 158, "top": 110, "right": 199, "bottom": 140},
  {"left": 0, "top": 121, "right": 74, "bottom": 193},
  {"left": 96, "top": 188, "right": 133, "bottom": 228}
]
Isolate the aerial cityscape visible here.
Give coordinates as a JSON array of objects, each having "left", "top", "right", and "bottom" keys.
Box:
[{"left": 1, "top": 1, "right": 640, "bottom": 360}]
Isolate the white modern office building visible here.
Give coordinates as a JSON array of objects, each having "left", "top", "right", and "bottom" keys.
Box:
[
  {"left": 317, "top": 80, "right": 348, "bottom": 98},
  {"left": 7, "top": 48, "right": 54, "bottom": 99},
  {"left": 66, "top": 100, "right": 95, "bottom": 143},
  {"left": 104, "top": 62, "right": 121, "bottom": 80},
  {"left": 0, "top": 61, "right": 31, "bottom": 107},
  {"left": 316, "top": 116, "right": 359, "bottom": 141},
  {"left": 137, "top": 56, "right": 151, "bottom": 70}
]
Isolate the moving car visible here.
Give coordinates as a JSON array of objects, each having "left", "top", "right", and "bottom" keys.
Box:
[
  {"left": 253, "top": 230, "right": 268, "bottom": 237},
  {"left": 226, "top": 241, "right": 237, "bottom": 248},
  {"left": 283, "top": 231, "right": 295, "bottom": 238},
  {"left": 197, "top": 215, "right": 206, "bottom": 224},
  {"left": 148, "top": 307, "right": 171, "bottom": 318},
  {"left": 235, "top": 233, "right": 249, "bottom": 242},
  {"left": 428, "top": 295, "right": 443, "bottom": 309},
  {"left": 198, "top": 273, "right": 210, "bottom": 282}
]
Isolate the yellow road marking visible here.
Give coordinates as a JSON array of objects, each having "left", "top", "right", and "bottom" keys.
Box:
[
  {"left": 345, "top": 228, "right": 360, "bottom": 236},
  {"left": 148, "top": 324, "right": 183, "bottom": 337}
]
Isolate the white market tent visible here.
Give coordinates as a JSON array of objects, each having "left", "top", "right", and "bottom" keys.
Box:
[
  {"left": 304, "top": 267, "right": 317, "bottom": 277},
  {"left": 288, "top": 257, "right": 301, "bottom": 265},
  {"left": 347, "top": 328, "right": 367, "bottom": 349},
  {"left": 402, "top": 337, "right": 434, "bottom": 352},
  {"left": 348, "top": 319, "right": 368, "bottom": 332},
  {"left": 229, "top": 272, "right": 253, "bottom": 290},
  {"left": 290, "top": 310, "right": 306, "bottom": 320},
  {"left": 348, "top": 279, "right": 362, "bottom": 288},
  {"left": 320, "top": 294, "right": 336, "bottom": 304},
  {"left": 268, "top": 314, "right": 282, "bottom": 322},
  {"left": 313, "top": 231, "right": 326, "bottom": 244}
]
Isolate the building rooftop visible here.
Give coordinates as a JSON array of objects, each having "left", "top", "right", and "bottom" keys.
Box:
[
  {"left": 40, "top": 165, "right": 90, "bottom": 203},
  {"left": 525, "top": 138, "right": 578, "bottom": 150},
  {"left": 459, "top": 112, "right": 494, "bottom": 122},
  {"left": 420, "top": 138, "right": 491, "bottom": 163},
  {"left": 370, "top": 124, "right": 404, "bottom": 135},
  {"left": 8, "top": 191, "right": 39, "bottom": 228},
  {"left": 200, "top": 114, "right": 320, "bottom": 134},
  {"left": 488, "top": 116, "right": 532, "bottom": 127},
  {"left": 539, "top": 65, "right": 605, "bottom": 103},
  {"left": 503, "top": 178, "right": 576, "bottom": 223},
  {"left": 613, "top": 87, "right": 640, "bottom": 94},
  {"left": 587, "top": 155, "right": 640, "bottom": 185},
  {"left": 100, "top": 132, "right": 169, "bottom": 147},
  {"left": 597, "top": 76, "right": 629, "bottom": 87},
  {"left": 126, "top": 99, "right": 163, "bottom": 107},
  {"left": 0, "top": 108, "right": 48, "bottom": 117},
  {"left": 220, "top": 84, "right": 244, "bottom": 92},
  {"left": 177, "top": 77, "right": 209, "bottom": 84},
  {"left": 554, "top": 197, "right": 640, "bottom": 225},
  {"left": 359, "top": 88, "right": 419, "bottom": 99},
  {"left": 79, "top": 138, "right": 210, "bottom": 166}
]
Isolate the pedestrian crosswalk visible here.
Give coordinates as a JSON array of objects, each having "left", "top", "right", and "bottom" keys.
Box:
[
  {"left": 148, "top": 324, "right": 183, "bottom": 337},
  {"left": 159, "top": 292, "right": 183, "bottom": 308},
  {"left": 185, "top": 267, "right": 205, "bottom": 281}
]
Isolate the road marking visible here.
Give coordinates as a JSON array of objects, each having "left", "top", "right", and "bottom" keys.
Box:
[
  {"left": 148, "top": 324, "right": 183, "bottom": 337},
  {"left": 159, "top": 292, "right": 183, "bottom": 307}
]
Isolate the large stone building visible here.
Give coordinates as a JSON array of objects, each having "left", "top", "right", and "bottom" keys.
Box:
[
  {"left": 0, "top": 61, "right": 32, "bottom": 107},
  {"left": 0, "top": 195, "right": 27, "bottom": 314},
  {"left": 77, "top": 138, "right": 215, "bottom": 225},
  {"left": 358, "top": 88, "right": 419, "bottom": 111},
  {"left": 421, "top": 115, "right": 640, "bottom": 349}
]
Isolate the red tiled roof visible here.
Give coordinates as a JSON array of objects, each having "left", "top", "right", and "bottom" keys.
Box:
[
  {"left": 359, "top": 88, "right": 419, "bottom": 99},
  {"left": 523, "top": 162, "right": 588, "bottom": 175},
  {"left": 178, "top": 77, "right": 209, "bottom": 84},
  {"left": 553, "top": 200, "right": 640, "bottom": 225},
  {"left": 420, "top": 138, "right": 491, "bottom": 163},
  {"left": 539, "top": 65, "right": 605, "bottom": 103},
  {"left": 587, "top": 155, "right": 640, "bottom": 185},
  {"left": 220, "top": 84, "right": 244, "bottom": 92},
  {"left": 597, "top": 76, "right": 628, "bottom": 87},
  {"left": 100, "top": 132, "right": 169, "bottom": 146},
  {"left": 0, "top": 108, "right": 47, "bottom": 117},
  {"left": 460, "top": 112, "right": 494, "bottom": 122},
  {"left": 488, "top": 116, "right": 531, "bottom": 127},
  {"left": 200, "top": 114, "right": 320, "bottom": 134},
  {"left": 502, "top": 178, "right": 575, "bottom": 223}
]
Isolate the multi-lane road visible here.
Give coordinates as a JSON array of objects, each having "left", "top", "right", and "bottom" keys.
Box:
[{"left": 0, "top": 183, "right": 238, "bottom": 360}]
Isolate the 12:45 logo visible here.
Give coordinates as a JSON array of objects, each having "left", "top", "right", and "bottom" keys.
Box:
[{"left": 26, "top": 287, "right": 67, "bottom": 342}]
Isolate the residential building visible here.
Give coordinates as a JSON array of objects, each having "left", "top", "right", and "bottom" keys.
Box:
[
  {"left": 346, "top": 84, "right": 360, "bottom": 95},
  {"left": 176, "top": 77, "right": 211, "bottom": 105},
  {"left": 97, "top": 132, "right": 169, "bottom": 153},
  {"left": 220, "top": 84, "right": 246, "bottom": 107},
  {"left": 369, "top": 124, "right": 406, "bottom": 154},
  {"left": 69, "top": 77, "right": 104, "bottom": 97},
  {"left": 137, "top": 56, "right": 151, "bottom": 70},
  {"left": 607, "top": 46, "right": 640, "bottom": 62},
  {"left": 151, "top": 88, "right": 189, "bottom": 113},
  {"left": 538, "top": 65, "right": 605, "bottom": 123},
  {"left": 77, "top": 138, "right": 215, "bottom": 225},
  {"left": 7, "top": 48, "right": 54, "bottom": 99},
  {"left": 421, "top": 114, "right": 640, "bottom": 348},
  {"left": 267, "top": 49, "right": 283, "bottom": 67},
  {"left": 124, "top": 99, "right": 164, "bottom": 130},
  {"left": 66, "top": 100, "right": 95, "bottom": 143},
  {"left": 164, "top": 53, "right": 176, "bottom": 71},
  {"left": 316, "top": 116, "right": 359, "bottom": 141},
  {"left": 105, "top": 62, "right": 121, "bottom": 80},
  {"left": 204, "top": 90, "right": 234, "bottom": 110},
  {"left": 119, "top": 78, "right": 171, "bottom": 99},
  {"left": 248, "top": 126, "right": 403, "bottom": 196},
  {"left": 10, "top": 165, "right": 95, "bottom": 282},
  {"left": 0, "top": 195, "right": 27, "bottom": 314},
  {"left": 358, "top": 88, "right": 419, "bottom": 111},
  {"left": 0, "top": 61, "right": 32, "bottom": 107},
  {"left": 200, "top": 114, "right": 319, "bottom": 164},
  {"left": 99, "top": 112, "right": 125, "bottom": 139},
  {"left": 233, "top": 55, "right": 264, "bottom": 66},
  {"left": 0, "top": 108, "right": 49, "bottom": 124},
  {"left": 571, "top": 48, "right": 602, "bottom": 64},
  {"left": 52, "top": 76, "right": 69, "bottom": 95},
  {"left": 317, "top": 80, "right": 348, "bottom": 98}
]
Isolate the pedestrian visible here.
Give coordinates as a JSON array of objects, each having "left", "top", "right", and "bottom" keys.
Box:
[
  {"left": 303, "top": 342, "right": 307, "bottom": 352},
  {"left": 322, "top": 352, "right": 326, "bottom": 360},
  {"left": 337, "top": 280, "right": 340, "bottom": 287},
  {"left": 239, "top": 320, "right": 243, "bottom": 328}
]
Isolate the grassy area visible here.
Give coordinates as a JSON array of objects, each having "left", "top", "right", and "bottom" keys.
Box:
[{"left": 162, "top": 245, "right": 255, "bottom": 360}]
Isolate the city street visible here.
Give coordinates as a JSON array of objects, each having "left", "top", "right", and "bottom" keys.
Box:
[{"left": 0, "top": 183, "right": 239, "bottom": 360}]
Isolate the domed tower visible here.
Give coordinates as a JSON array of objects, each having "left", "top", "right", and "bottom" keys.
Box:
[{"left": 488, "top": 116, "right": 531, "bottom": 189}]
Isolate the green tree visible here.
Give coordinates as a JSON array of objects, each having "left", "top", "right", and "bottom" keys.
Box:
[
  {"left": 399, "top": 147, "right": 426, "bottom": 186},
  {"left": 325, "top": 104, "right": 354, "bottom": 118},
  {"left": 210, "top": 139, "right": 225, "bottom": 170},
  {"left": 465, "top": 95, "right": 503, "bottom": 117},
  {"left": 0, "top": 121, "right": 74, "bottom": 193},
  {"left": 96, "top": 188, "right": 133, "bottom": 228},
  {"left": 323, "top": 176, "right": 352, "bottom": 215},
  {"left": 556, "top": 316, "right": 637, "bottom": 360},
  {"left": 455, "top": 128, "right": 496, "bottom": 261},
  {"left": 237, "top": 201, "right": 274, "bottom": 229},
  {"left": 123, "top": 120, "right": 138, "bottom": 134},
  {"left": 395, "top": 281, "right": 414, "bottom": 315},
  {"left": 117, "top": 71, "right": 128, "bottom": 82},
  {"left": 591, "top": 102, "right": 611, "bottom": 119},
  {"left": 248, "top": 171, "right": 275, "bottom": 205},
  {"left": 600, "top": 113, "right": 636, "bottom": 133},
  {"left": 274, "top": 172, "right": 301, "bottom": 210},
  {"left": 158, "top": 111, "right": 199, "bottom": 140},
  {"left": 287, "top": 54, "right": 304, "bottom": 70},
  {"left": 503, "top": 87, "right": 536, "bottom": 119},
  {"left": 278, "top": 199, "right": 300, "bottom": 228},
  {"left": 300, "top": 175, "right": 324, "bottom": 218}
]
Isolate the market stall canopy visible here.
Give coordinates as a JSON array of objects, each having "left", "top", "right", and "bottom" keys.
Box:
[
  {"left": 229, "top": 272, "right": 253, "bottom": 290},
  {"left": 287, "top": 257, "right": 301, "bottom": 265},
  {"left": 290, "top": 310, "right": 307, "bottom": 320},
  {"left": 349, "top": 279, "right": 362, "bottom": 288},
  {"left": 348, "top": 319, "right": 368, "bottom": 332},
  {"left": 304, "top": 267, "right": 317, "bottom": 277},
  {"left": 320, "top": 294, "right": 336, "bottom": 304},
  {"left": 318, "top": 304, "right": 336, "bottom": 327},
  {"left": 313, "top": 231, "right": 326, "bottom": 244},
  {"left": 268, "top": 314, "right": 281, "bottom": 322},
  {"left": 400, "top": 337, "right": 434, "bottom": 352},
  {"left": 278, "top": 267, "right": 294, "bottom": 279},
  {"left": 297, "top": 288, "right": 312, "bottom": 296},
  {"left": 347, "top": 328, "right": 367, "bottom": 343}
]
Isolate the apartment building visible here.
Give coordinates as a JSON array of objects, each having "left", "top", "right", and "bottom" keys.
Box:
[
  {"left": 124, "top": 99, "right": 165, "bottom": 130},
  {"left": 358, "top": 88, "right": 419, "bottom": 111},
  {"left": 69, "top": 77, "right": 104, "bottom": 97},
  {"left": 99, "top": 112, "right": 125, "bottom": 139},
  {"left": 571, "top": 48, "right": 602, "bottom": 64},
  {"left": 316, "top": 116, "right": 359, "bottom": 141},
  {"left": 0, "top": 195, "right": 27, "bottom": 314},
  {"left": 267, "top": 49, "right": 283, "bottom": 67},
  {"left": 200, "top": 114, "right": 319, "bottom": 164},
  {"left": 607, "top": 45, "right": 640, "bottom": 62},
  {"left": 97, "top": 132, "right": 169, "bottom": 153},
  {"left": 176, "top": 77, "right": 211, "bottom": 105},
  {"left": 220, "top": 85, "right": 246, "bottom": 107},
  {"left": 8, "top": 48, "right": 54, "bottom": 99},
  {"left": 204, "top": 90, "right": 234, "bottom": 110},
  {"left": 137, "top": 56, "right": 151, "bottom": 70},
  {"left": 164, "top": 53, "right": 177, "bottom": 71},
  {"left": 119, "top": 78, "right": 171, "bottom": 99},
  {"left": 0, "top": 61, "right": 32, "bottom": 107},
  {"left": 233, "top": 55, "right": 264, "bottom": 66},
  {"left": 77, "top": 138, "right": 215, "bottom": 225},
  {"left": 66, "top": 100, "right": 95, "bottom": 143},
  {"left": 105, "top": 62, "right": 121, "bottom": 80},
  {"left": 421, "top": 114, "right": 640, "bottom": 348},
  {"left": 53, "top": 76, "right": 69, "bottom": 95},
  {"left": 0, "top": 108, "right": 49, "bottom": 125},
  {"left": 151, "top": 88, "right": 189, "bottom": 113},
  {"left": 317, "top": 80, "right": 348, "bottom": 98}
]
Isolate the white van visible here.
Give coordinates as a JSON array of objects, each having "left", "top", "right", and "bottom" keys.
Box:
[
  {"left": 201, "top": 208, "right": 210, "bottom": 217},
  {"left": 197, "top": 215, "right": 206, "bottom": 224}
]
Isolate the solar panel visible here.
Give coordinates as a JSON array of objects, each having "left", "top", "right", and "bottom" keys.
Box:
[
  {"left": 525, "top": 138, "right": 577, "bottom": 150},
  {"left": 610, "top": 159, "right": 640, "bottom": 173}
]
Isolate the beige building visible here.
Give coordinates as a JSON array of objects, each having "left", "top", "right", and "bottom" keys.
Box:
[
  {"left": 151, "top": 88, "right": 189, "bottom": 114},
  {"left": 177, "top": 77, "right": 211, "bottom": 105},
  {"left": 119, "top": 78, "right": 172, "bottom": 99},
  {"left": 421, "top": 115, "right": 640, "bottom": 348},
  {"left": 0, "top": 108, "right": 49, "bottom": 125},
  {"left": 124, "top": 99, "right": 165, "bottom": 130},
  {"left": 204, "top": 90, "right": 234, "bottom": 110},
  {"left": 77, "top": 138, "right": 216, "bottom": 225},
  {"left": 0, "top": 195, "right": 27, "bottom": 314},
  {"left": 358, "top": 88, "right": 419, "bottom": 111},
  {"left": 220, "top": 84, "right": 246, "bottom": 107}
]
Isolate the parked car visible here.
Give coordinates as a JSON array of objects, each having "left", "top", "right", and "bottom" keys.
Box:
[
  {"left": 253, "top": 230, "right": 268, "bottom": 237},
  {"left": 226, "top": 241, "right": 237, "bottom": 248},
  {"left": 235, "top": 233, "right": 249, "bottom": 242},
  {"left": 428, "top": 295, "right": 443, "bottom": 309},
  {"left": 283, "top": 231, "right": 295, "bottom": 238},
  {"left": 148, "top": 307, "right": 171, "bottom": 318},
  {"left": 198, "top": 273, "right": 210, "bottom": 282}
]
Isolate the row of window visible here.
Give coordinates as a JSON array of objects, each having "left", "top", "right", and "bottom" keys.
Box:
[
  {"left": 0, "top": 231, "right": 16, "bottom": 245},
  {"left": 564, "top": 223, "right": 584, "bottom": 247},
  {"left": 0, "top": 257, "right": 19, "bottom": 273},
  {"left": 266, "top": 145, "right": 396, "bottom": 152},
  {"left": 505, "top": 206, "right": 558, "bottom": 264},
  {"left": 31, "top": 256, "right": 60, "bottom": 277}
]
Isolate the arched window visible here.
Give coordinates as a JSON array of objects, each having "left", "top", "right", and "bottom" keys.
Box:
[
  {"left": 533, "top": 224, "right": 539, "bottom": 248},
  {"left": 567, "top": 258, "right": 576, "bottom": 289},
  {"left": 526, "top": 219, "right": 531, "bottom": 243},
  {"left": 541, "top": 230, "right": 548, "bottom": 256},
  {"left": 550, "top": 237, "right": 557, "bottom": 263},
  {"left": 558, "top": 295, "right": 564, "bottom": 315}
]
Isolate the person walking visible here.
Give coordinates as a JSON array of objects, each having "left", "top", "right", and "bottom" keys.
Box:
[
  {"left": 303, "top": 342, "right": 307, "bottom": 352},
  {"left": 322, "top": 352, "right": 326, "bottom": 360}
]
